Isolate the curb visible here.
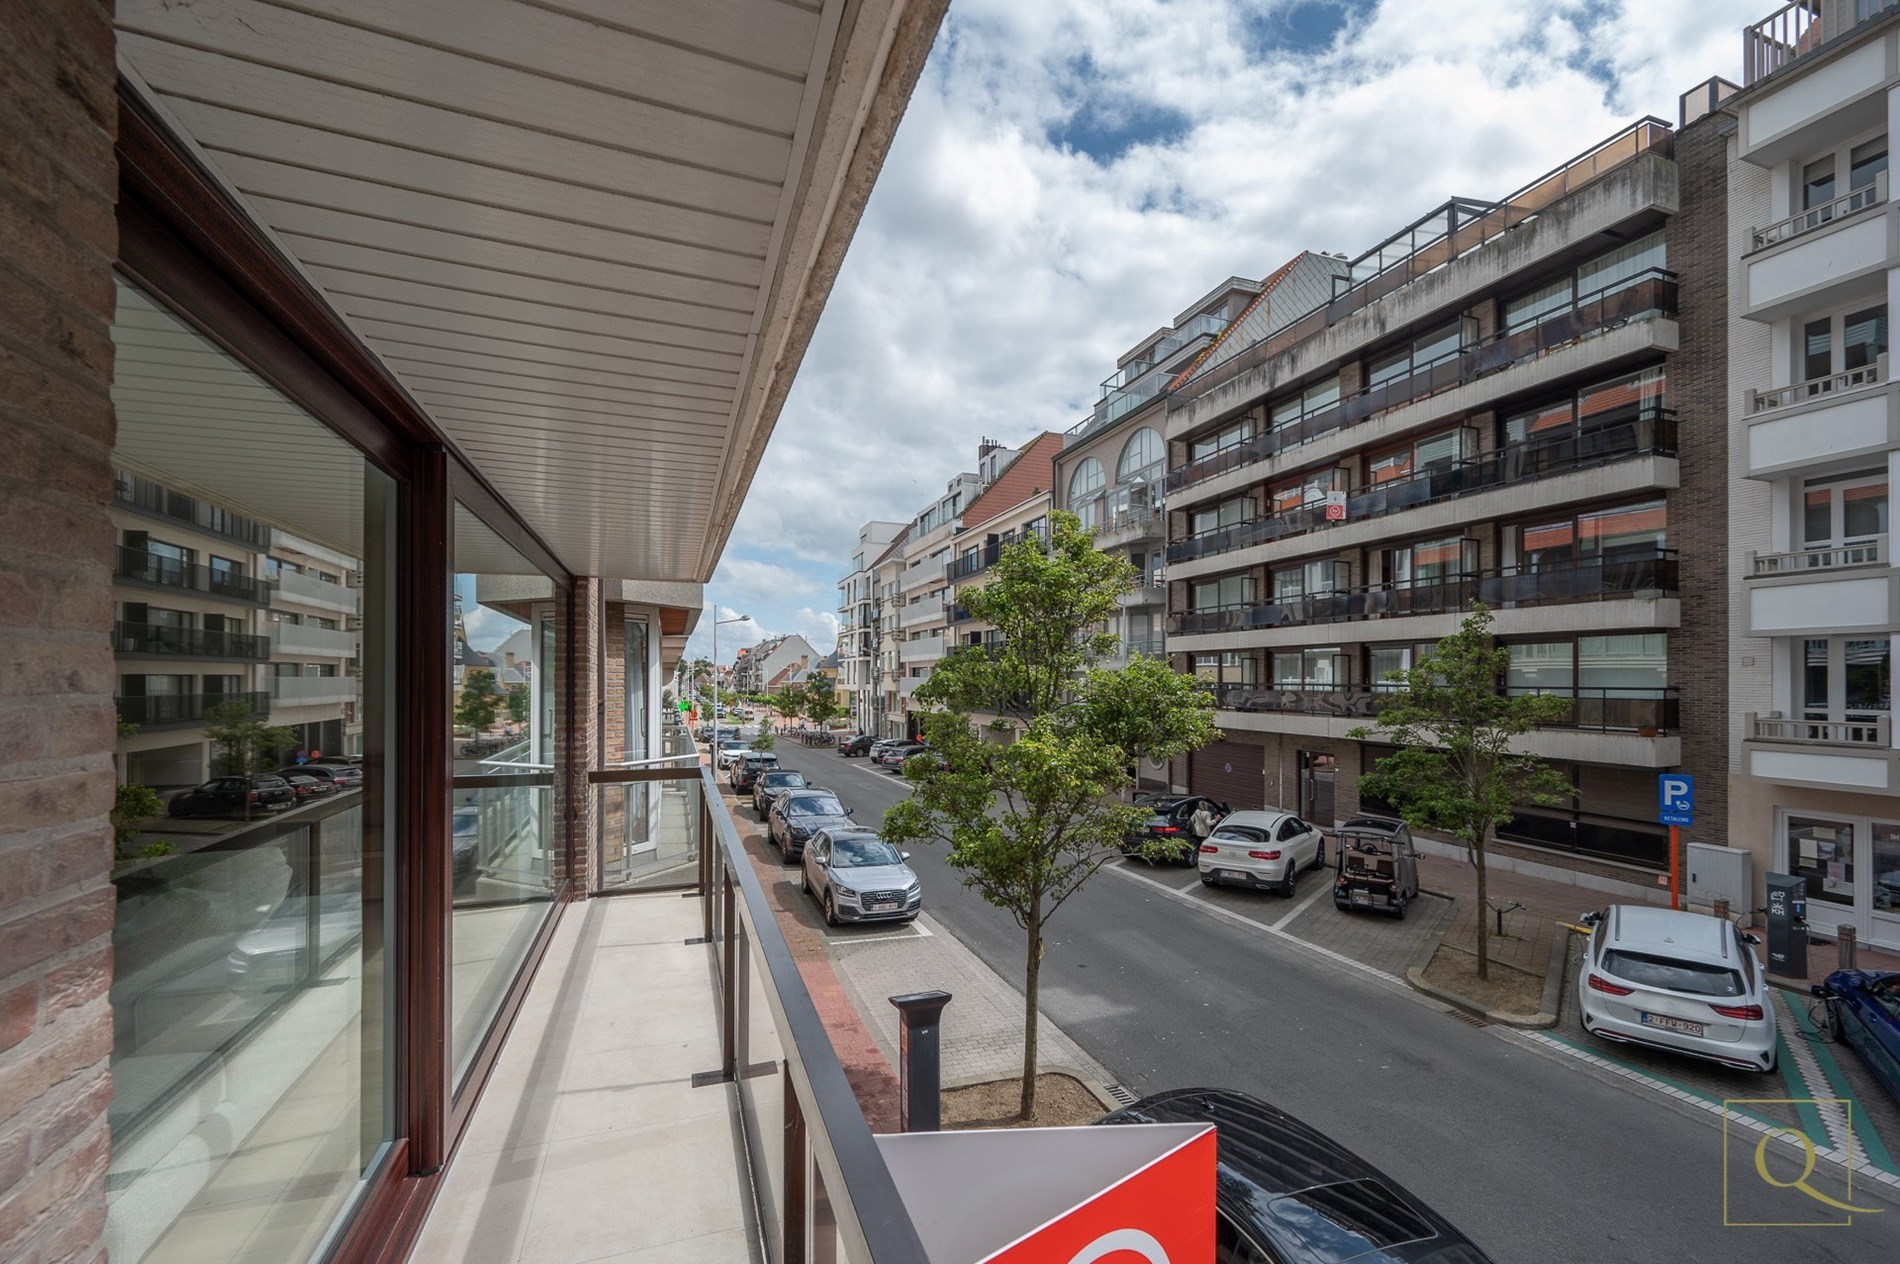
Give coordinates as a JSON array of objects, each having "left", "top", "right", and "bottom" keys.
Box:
[
  {"left": 942, "top": 1064, "right": 1123, "bottom": 1113},
  {"left": 1401, "top": 895, "right": 1566, "bottom": 1028}
]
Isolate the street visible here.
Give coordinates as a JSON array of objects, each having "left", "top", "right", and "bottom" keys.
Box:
[{"left": 762, "top": 739, "right": 1900, "bottom": 1264}]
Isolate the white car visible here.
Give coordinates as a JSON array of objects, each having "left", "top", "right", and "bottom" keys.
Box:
[
  {"left": 715, "top": 742, "right": 751, "bottom": 771},
  {"left": 1577, "top": 904, "right": 1778, "bottom": 1073},
  {"left": 1196, "top": 810, "right": 1326, "bottom": 896}
]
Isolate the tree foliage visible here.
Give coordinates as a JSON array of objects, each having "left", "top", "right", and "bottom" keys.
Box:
[
  {"left": 803, "top": 674, "right": 845, "bottom": 727},
  {"left": 769, "top": 685, "right": 806, "bottom": 725},
  {"left": 112, "top": 784, "right": 163, "bottom": 848},
  {"left": 455, "top": 667, "right": 503, "bottom": 730},
  {"left": 505, "top": 687, "right": 530, "bottom": 726},
  {"left": 1348, "top": 603, "right": 1573, "bottom": 978},
  {"left": 204, "top": 700, "right": 298, "bottom": 776},
  {"left": 882, "top": 511, "right": 1217, "bottom": 1119}
]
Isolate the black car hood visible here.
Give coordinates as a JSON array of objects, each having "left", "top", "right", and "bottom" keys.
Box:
[{"left": 785, "top": 812, "right": 852, "bottom": 835}]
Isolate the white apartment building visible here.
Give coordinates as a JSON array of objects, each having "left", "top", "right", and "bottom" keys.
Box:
[
  {"left": 836, "top": 520, "right": 904, "bottom": 732},
  {"left": 1731, "top": 0, "right": 1900, "bottom": 951},
  {"left": 870, "top": 532, "right": 909, "bottom": 737},
  {"left": 266, "top": 531, "right": 363, "bottom": 761}
]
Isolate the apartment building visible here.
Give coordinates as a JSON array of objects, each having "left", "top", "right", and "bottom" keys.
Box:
[
  {"left": 892, "top": 442, "right": 1018, "bottom": 731},
  {"left": 1161, "top": 113, "right": 1730, "bottom": 892},
  {"left": 1728, "top": 0, "right": 1900, "bottom": 951},
  {"left": 266, "top": 531, "right": 362, "bottom": 761},
  {"left": 870, "top": 528, "right": 911, "bottom": 737},
  {"left": 837, "top": 519, "right": 905, "bottom": 731},
  {"left": 946, "top": 431, "right": 1063, "bottom": 660},
  {"left": 732, "top": 632, "right": 819, "bottom": 695},
  {"left": 111, "top": 469, "right": 275, "bottom": 789}
]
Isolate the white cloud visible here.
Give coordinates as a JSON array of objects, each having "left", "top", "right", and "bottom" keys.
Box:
[{"left": 708, "top": 0, "right": 1762, "bottom": 642}]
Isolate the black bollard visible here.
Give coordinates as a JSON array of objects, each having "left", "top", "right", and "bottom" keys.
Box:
[{"left": 889, "top": 990, "right": 952, "bottom": 1132}]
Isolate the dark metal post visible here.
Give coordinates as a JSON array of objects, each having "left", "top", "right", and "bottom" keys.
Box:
[
  {"left": 1839, "top": 923, "right": 1858, "bottom": 971},
  {"left": 721, "top": 873, "right": 738, "bottom": 1076},
  {"left": 889, "top": 991, "right": 952, "bottom": 1132},
  {"left": 783, "top": 1062, "right": 807, "bottom": 1264}
]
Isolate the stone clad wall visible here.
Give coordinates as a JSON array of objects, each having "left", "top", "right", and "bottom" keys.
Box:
[{"left": 0, "top": 1, "right": 120, "bottom": 1260}]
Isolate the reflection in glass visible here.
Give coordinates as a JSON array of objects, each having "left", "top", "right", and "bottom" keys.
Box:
[
  {"left": 105, "top": 279, "right": 391, "bottom": 1263},
  {"left": 1787, "top": 816, "right": 1856, "bottom": 908},
  {"left": 450, "top": 507, "right": 560, "bottom": 1083}
]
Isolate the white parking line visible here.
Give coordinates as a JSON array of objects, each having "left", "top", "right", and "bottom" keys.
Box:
[
  {"left": 1270, "top": 876, "right": 1330, "bottom": 931},
  {"left": 834, "top": 921, "right": 932, "bottom": 945}
]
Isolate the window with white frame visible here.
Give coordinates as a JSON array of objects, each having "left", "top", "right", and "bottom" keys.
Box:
[
  {"left": 1800, "top": 305, "right": 1886, "bottom": 384},
  {"left": 1802, "top": 471, "right": 1888, "bottom": 550}
]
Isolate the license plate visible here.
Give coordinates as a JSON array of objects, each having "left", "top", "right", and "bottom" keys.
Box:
[
  {"left": 1640, "top": 1012, "right": 1704, "bottom": 1037},
  {"left": 1351, "top": 892, "right": 1374, "bottom": 906},
  {"left": 868, "top": 901, "right": 898, "bottom": 912}
]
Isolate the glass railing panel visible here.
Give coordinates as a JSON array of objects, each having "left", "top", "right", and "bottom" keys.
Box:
[{"left": 596, "top": 771, "right": 703, "bottom": 891}]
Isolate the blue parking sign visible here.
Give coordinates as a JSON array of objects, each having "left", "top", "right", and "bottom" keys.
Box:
[{"left": 1658, "top": 773, "right": 1694, "bottom": 826}]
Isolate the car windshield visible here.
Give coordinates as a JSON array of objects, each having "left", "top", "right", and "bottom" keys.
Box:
[
  {"left": 1601, "top": 950, "right": 1744, "bottom": 997},
  {"left": 1211, "top": 826, "right": 1270, "bottom": 844},
  {"left": 832, "top": 837, "right": 901, "bottom": 867},
  {"left": 762, "top": 773, "right": 806, "bottom": 788},
  {"left": 1266, "top": 1179, "right": 1435, "bottom": 1257},
  {"left": 786, "top": 795, "right": 845, "bottom": 817}
]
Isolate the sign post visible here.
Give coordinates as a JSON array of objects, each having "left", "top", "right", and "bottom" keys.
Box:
[{"left": 1658, "top": 774, "right": 1694, "bottom": 910}]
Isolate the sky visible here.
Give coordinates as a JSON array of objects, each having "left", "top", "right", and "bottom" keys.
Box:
[{"left": 684, "top": 0, "right": 1764, "bottom": 665}]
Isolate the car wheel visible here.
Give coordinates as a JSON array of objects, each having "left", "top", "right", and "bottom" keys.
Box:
[
  {"left": 800, "top": 869, "right": 811, "bottom": 894},
  {"left": 1826, "top": 999, "right": 1846, "bottom": 1043},
  {"left": 824, "top": 893, "right": 839, "bottom": 927},
  {"left": 1314, "top": 840, "right": 1325, "bottom": 869},
  {"left": 1391, "top": 894, "right": 1407, "bottom": 920},
  {"left": 1284, "top": 860, "right": 1299, "bottom": 898}
]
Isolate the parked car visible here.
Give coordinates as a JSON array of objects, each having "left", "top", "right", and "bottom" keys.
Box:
[
  {"left": 226, "top": 892, "right": 362, "bottom": 990},
  {"left": 1122, "top": 794, "right": 1230, "bottom": 864},
  {"left": 1096, "top": 1088, "right": 1497, "bottom": 1264},
  {"left": 1815, "top": 970, "right": 1900, "bottom": 1103},
  {"left": 800, "top": 828, "right": 921, "bottom": 926},
  {"left": 168, "top": 774, "right": 295, "bottom": 818},
  {"left": 838, "top": 734, "right": 875, "bottom": 757},
  {"left": 1332, "top": 816, "right": 1420, "bottom": 918},
  {"left": 278, "top": 763, "right": 362, "bottom": 788},
  {"left": 1197, "top": 810, "right": 1327, "bottom": 895},
  {"left": 752, "top": 769, "right": 811, "bottom": 816},
  {"left": 280, "top": 772, "right": 337, "bottom": 802},
  {"left": 1577, "top": 905, "right": 1778, "bottom": 1073},
  {"left": 767, "top": 789, "right": 854, "bottom": 861},
  {"left": 452, "top": 804, "right": 480, "bottom": 881},
  {"left": 715, "top": 740, "right": 750, "bottom": 770},
  {"left": 900, "top": 749, "right": 946, "bottom": 774},
  {"left": 875, "top": 741, "right": 926, "bottom": 769},
  {"left": 730, "top": 751, "right": 779, "bottom": 791}
]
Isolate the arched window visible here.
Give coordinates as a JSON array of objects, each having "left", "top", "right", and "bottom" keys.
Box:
[
  {"left": 1068, "top": 457, "right": 1105, "bottom": 529},
  {"left": 1117, "top": 428, "right": 1162, "bottom": 483}
]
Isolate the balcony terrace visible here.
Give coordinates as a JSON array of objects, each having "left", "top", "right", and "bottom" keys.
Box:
[
  {"left": 1744, "top": 709, "right": 1900, "bottom": 792},
  {"left": 116, "top": 544, "right": 274, "bottom": 606},
  {"left": 116, "top": 620, "right": 271, "bottom": 661},
  {"left": 116, "top": 690, "right": 272, "bottom": 729},
  {"left": 114, "top": 472, "right": 271, "bottom": 548}
]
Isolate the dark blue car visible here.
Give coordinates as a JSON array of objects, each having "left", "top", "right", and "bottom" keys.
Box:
[{"left": 1818, "top": 970, "right": 1900, "bottom": 1104}]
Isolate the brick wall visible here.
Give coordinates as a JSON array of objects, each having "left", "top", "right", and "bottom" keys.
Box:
[
  {"left": 0, "top": 2, "right": 120, "bottom": 1261},
  {"left": 1671, "top": 112, "right": 1734, "bottom": 853}
]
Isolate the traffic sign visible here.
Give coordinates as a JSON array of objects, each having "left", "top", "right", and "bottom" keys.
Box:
[{"left": 1658, "top": 773, "right": 1694, "bottom": 826}]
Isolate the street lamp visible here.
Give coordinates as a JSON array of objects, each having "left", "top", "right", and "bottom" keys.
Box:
[{"left": 711, "top": 611, "right": 749, "bottom": 737}]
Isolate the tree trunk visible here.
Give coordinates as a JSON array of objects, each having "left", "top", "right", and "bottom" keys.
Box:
[
  {"left": 1020, "top": 913, "right": 1042, "bottom": 1122},
  {"left": 1473, "top": 825, "right": 1489, "bottom": 980}
]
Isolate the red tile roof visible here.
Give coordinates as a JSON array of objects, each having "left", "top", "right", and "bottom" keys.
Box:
[{"left": 959, "top": 431, "right": 1063, "bottom": 531}]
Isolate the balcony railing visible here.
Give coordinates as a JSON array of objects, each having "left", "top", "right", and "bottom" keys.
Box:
[
  {"left": 1747, "top": 354, "right": 1885, "bottom": 413},
  {"left": 1749, "top": 538, "right": 1887, "bottom": 575},
  {"left": 1752, "top": 171, "right": 1887, "bottom": 249},
  {"left": 113, "top": 473, "right": 271, "bottom": 547},
  {"left": 1167, "top": 270, "right": 1678, "bottom": 494},
  {"left": 1171, "top": 551, "right": 1678, "bottom": 634},
  {"left": 1169, "top": 411, "right": 1677, "bottom": 566},
  {"left": 270, "top": 675, "right": 357, "bottom": 705},
  {"left": 116, "top": 690, "right": 271, "bottom": 729},
  {"left": 116, "top": 620, "right": 271, "bottom": 660},
  {"left": 1213, "top": 682, "right": 1679, "bottom": 733},
  {"left": 116, "top": 545, "right": 273, "bottom": 605},
  {"left": 899, "top": 598, "right": 946, "bottom": 628},
  {"left": 272, "top": 567, "right": 357, "bottom": 611},
  {"left": 1094, "top": 503, "right": 1164, "bottom": 544},
  {"left": 1747, "top": 711, "right": 1891, "bottom": 745},
  {"left": 947, "top": 541, "right": 1000, "bottom": 583}
]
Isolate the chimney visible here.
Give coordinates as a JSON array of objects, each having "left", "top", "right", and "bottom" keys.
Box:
[
  {"left": 978, "top": 437, "right": 1002, "bottom": 459},
  {"left": 504, "top": 651, "right": 516, "bottom": 670}
]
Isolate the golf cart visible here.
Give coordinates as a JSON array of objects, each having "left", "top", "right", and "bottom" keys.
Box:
[{"left": 1331, "top": 815, "right": 1420, "bottom": 919}]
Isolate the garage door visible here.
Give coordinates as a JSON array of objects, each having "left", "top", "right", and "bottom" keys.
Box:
[{"left": 1190, "top": 739, "right": 1265, "bottom": 809}]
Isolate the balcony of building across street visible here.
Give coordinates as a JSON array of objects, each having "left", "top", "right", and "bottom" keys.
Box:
[
  {"left": 1121, "top": 571, "right": 1167, "bottom": 607},
  {"left": 273, "top": 567, "right": 356, "bottom": 613},
  {"left": 1094, "top": 502, "right": 1164, "bottom": 550},
  {"left": 1744, "top": 0, "right": 1900, "bottom": 86},
  {"left": 1169, "top": 411, "right": 1677, "bottom": 567},
  {"left": 116, "top": 544, "right": 273, "bottom": 605},
  {"left": 1068, "top": 314, "right": 1230, "bottom": 447},
  {"left": 1745, "top": 538, "right": 1896, "bottom": 636},
  {"left": 1744, "top": 710, "right": 1900, "bottom": 793},
  {"left": 899, "top": 597, "right": 946, "bottom": 628},
  {"left": 270, "top": 675, "right": 358, "bottom": 707},
  {"left": 1743, "top": 177, "right": 1892, "bottom": 321},
  {"left": 275, "top": 621, "right": 360, "bottom": 656},
  {"left": 115, "top": 690, "right": 272, "bottom": 730},
  {"left": 113, "top": 471, "right": 271, "bottom": 548},
  {"left": 1170, "top": 550, "right": 1678, "bottom": 637},
  {"left": 1744, "top": 356, "right": 1890, "bottom": 477},
  {"left": 1214, "top": 680, "right": 1679, "bottom": 735},
  {"left": 1166, "top": 271, "right": 1679, "bottom": 496},
  {"left": 115, "top": 620, "right": 271, "bottom": 661}
]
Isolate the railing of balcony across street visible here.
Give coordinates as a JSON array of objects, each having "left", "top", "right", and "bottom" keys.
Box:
[
  {"left": 115, "top": 690, "right": 272, "bottom": 729},
  {"left": 1212, "top": 682, "right": 1679, "bottom": 733},
  {"left": 1166, "top": 270, "right": 1678, "bottom": 494},
  {"left": 116, "top": 544, "right": 274, "bottom": 604},
  {"left": 1749, "top": 538, "right": 1887, "bottom": 575},
  {"left": 1752, "top": 171, "right": 1887, "bottom": 249},
  {"left": 1171, "top": 550, "right": 1677, "bottom": 634},
  {"left": 116, "top": 620, "right": 272, "bottom": 660},
  {"left": 1169, "top": 410, "right": 1678, "bottom": 566},
  {"left": 1746, "top": 711, "right": 1892, "bottom": 745},
  {"left": 1747, "top": 354, "right": 1886, "bottom": 414}
]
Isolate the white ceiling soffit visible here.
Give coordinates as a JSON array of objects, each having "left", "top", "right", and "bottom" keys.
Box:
[{"left": 115, "top": 0, "right": 948, "bottom": 582}]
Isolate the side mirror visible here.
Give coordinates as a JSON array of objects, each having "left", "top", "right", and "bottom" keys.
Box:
[
  {"left": 1811, "top": 983, "right": 1830, "bottom": 997},
  {"left": 901, "top": 852, "right": 912, "bottom": 861},
  {"left": 845, "top": 807, "right": 856, "bottom": 816},
  {"left": 1742, "top": 933, "right": 1761, "bottom": 946},
  {"left": 1578, "top": 911, "right": 1602, "bottom": 927}
]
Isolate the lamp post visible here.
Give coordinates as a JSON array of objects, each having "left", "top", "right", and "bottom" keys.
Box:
[{"left": 711, "top": 611, "right": 749, "bottom": 738}]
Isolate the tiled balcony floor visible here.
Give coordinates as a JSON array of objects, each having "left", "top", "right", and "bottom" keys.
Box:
[{"left": 414, "top": 893, "right": 758, "bottom": 1263}]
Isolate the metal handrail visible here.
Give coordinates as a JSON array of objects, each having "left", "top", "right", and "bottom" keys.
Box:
[
  {"left": 1752, "top": 170, "right": 1887, "bottom": 248},
  {"left": 1748, "top": 538, "right": 1887, "bottom": 574},
  {"left": 698, "top": 763, "right": 929, "bottom": 1260},
  {"left": 1745, "top": 1, "right": 1823, "bottom": 85},
  {"left": 1748, "top": 354, "right": 1886, "bottom": 413}
]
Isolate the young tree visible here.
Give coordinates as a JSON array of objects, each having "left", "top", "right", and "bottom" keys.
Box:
[
  {"left": 803, "top": 674, "right": 845, "bottom": 728},
  {"left": 505, "top": 686, "right": 530, "bottom": 727},
  {"left": 456, "top": 667, "right": 503, "bottom": 730},
  {"left": 769, "top": 685, "right": 805, "bottom": 728},
  {"left": 882, "top": 512, "right": 1217, "bottom": 1121},
  {"left": 204, "top": 700, "right": 298, "bottom": 778},
  {"left": 1349, "top": 603, "right": 1574, "bottom": 979}
]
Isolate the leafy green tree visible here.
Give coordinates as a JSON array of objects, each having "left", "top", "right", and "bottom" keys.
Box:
[
  {"left": 204, "top": 700, "right": 298, "bottom": 778},
  {"left": 882, "top": 511, "right": 1216, "bottom": 1120},
  {"left": 112, "top": 784, "right": 164, "bottom": 851},
  {"left": 456, "top": 667, "right": 503, "bottom": 730},
  {"left": 803, "top": 674, "right": 845, "bottom": 728},
  {"left": 1349, "top": 603, "right": 1574, "bottom": 979},
  {"left": 769, "top": 686, "right": 806, "bottom": 726},
  {"left": 505, "top": 686, "right": 530, "bottom": 726}
]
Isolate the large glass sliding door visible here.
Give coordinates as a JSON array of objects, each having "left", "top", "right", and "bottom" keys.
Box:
[{"left": 105, "top": 279, "right": 395, "bottom": 1264}]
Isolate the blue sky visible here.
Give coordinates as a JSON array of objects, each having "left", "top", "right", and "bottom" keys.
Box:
[{"left": 688, "top": 0, "right": 1762, "bottom": 663}]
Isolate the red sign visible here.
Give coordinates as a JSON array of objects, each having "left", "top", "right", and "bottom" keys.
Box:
[
  {"left": 1323, "top": 490, "right": 1347, "bottom": 521},
  {"left": 985, "top": 1127, "right": 1216, "bottom": 1264}
]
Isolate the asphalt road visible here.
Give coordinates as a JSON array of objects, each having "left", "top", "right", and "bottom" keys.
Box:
[{"left": 766, "top": 739, "right": 1900, "bottom": 1264}]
